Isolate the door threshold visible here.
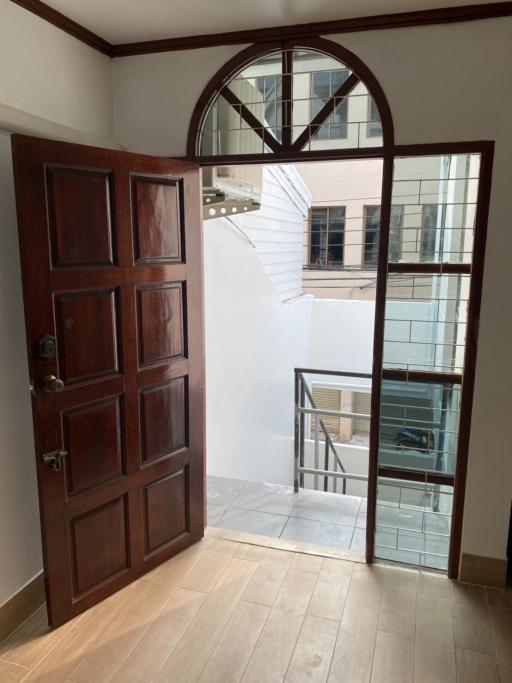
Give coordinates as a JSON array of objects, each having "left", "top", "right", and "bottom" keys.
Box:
[{"left": 205, "top": 525, "right": 366, "bottom": 563}]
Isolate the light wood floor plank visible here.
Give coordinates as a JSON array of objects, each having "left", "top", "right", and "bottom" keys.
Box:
[
  {"left": 452, "top": 583, "right": 495, "bottom": 654},
  {"left": 110, "top": 588, "right": 206, "bottom": 683},
  {"left": 241, "top": 547, "right": 292, "bottom": 607},
  {"left": 274, "top": 569, "right": 318, "bottom": 616},
  {"left": 198, "top": 600, "right": 269, "bottom": 683},
  {"left": 307, "top": 558, "right": 352, "bottom": 621},
  {"left": 327, "top": 571, "right": 382, "bottom": 683},
  {"left": 0, "top": 658, "right": 31, "bottom": 682},
  {"left": 371, "top": 631, "right": 414, "bottom": 683},
  {"left": 285, "top": 615, "right": 338, "bottom": 683},
  {"left": 68, "top": 542, "right": 208, "bottom": 683},
  {"left": 378, "top": 583, "right": 416, "bottom": 637},
  {"left": 0, "top": 605, "right": 79, "bottom": 670},
  {"left": 154, "top": 557, "right": 258, "bottom": 682},
  {"left": 414, "top": 593, "right": 456, "bottom": 683},
  {"left": 417, "top": 572, "right": 452, "bottom": 598},
  {"left": 488, "top": 605, "right": 512, "bottom": 682},
  {"left": 241, "top": 608, "right": 304, "bottom": 683},
  {"left": 455, "top": 648, "right": 499, "bottom": 683},
  {"left": 290, "top": 553, "right": 323, "bottom": 573},
  {"left": 22, "top": 587, "right": 131, "bottom": 683},
  {"left": 180, "top": 548, "right": 233, "bottom": 592}
]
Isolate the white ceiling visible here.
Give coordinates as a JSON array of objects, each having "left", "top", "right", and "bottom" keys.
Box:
[{"left": 42, "top": 0, "right": 503, "bottom": 44}]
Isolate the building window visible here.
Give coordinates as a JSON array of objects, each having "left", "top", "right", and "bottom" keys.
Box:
[
  {"left": 310, "top": 70, "right": 349, "bottom": 140},
  {"left": 363, "top": 205, "right": 404, "bottom": 266},
  {"left": 255, "top": 75, "right": 282, "bottom": 141},
  {"left": 420, "top": 204, "right": 445, "bottom": 262},
  {"left": 367, "top": 97, "right": 383, "bottom": 138},
  {"left": 309, "top": 207, "right": 346, "bottom": 266}
]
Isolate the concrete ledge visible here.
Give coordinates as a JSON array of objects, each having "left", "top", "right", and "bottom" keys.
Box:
[
  {"left": 0, "top": 573, "right": 45, "bottom": 644},
  {"left": 459, "top": 552, "right": 508, "bottom": 587}
]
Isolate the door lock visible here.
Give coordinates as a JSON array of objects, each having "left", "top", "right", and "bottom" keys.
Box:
[
  {"left": 38, "top": 335, "right": 57, "bottom": 360},
  {"left": 41, "top": 449, "right": 67, "bottom": 472},
  {"left": 41, "top": 375, "right": 65, "bottom": 393}
]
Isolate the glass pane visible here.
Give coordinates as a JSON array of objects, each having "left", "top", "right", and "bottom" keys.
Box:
[
  {"left": 384, "top": 273, "right": 470, "bottom": 374},
  {"left": 363, "top": 205, "right": 404, "bottom": 266},
  {"left": 391, "top": 154, "right": 480, "bottom": 264},
  {"left": 327, "top": 206, "right": 345, "bottom": 265},
  {"left": 198, "top": 48, "right": 386, "bottom": 156},
  {"left": 378, "top": 379, "right": 461, "bottom": 476},
  {"left": 375, "top": 477, "right": 453, "bottom": 570},
  {"left": 310, "top": 208, "right": 328, "bottom": 265}
]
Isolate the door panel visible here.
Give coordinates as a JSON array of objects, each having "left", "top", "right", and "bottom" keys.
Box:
[{"left": 12, "top": 135, "right": 205, "bottom": 626}]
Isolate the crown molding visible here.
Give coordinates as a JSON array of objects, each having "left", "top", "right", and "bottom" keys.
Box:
[{"left": 9, "top": 0, "right": 512, "bottom": 58}]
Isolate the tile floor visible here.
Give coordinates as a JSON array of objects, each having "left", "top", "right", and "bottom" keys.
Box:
[
  {"left": 207, "top": 476, "right": 367, "bottom": 553},
  {"left": 0, "top": 530, "right": 510, "bottom": 682}
]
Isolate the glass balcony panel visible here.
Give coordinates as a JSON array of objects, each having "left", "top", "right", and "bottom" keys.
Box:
[
  {"left": 378, "top": 379, "right": 461, "bottom": 476},
  {"left": 390, "top": 154, "right": 481, "bottom": 264},
  {"left": 375, "top": 478, "right": 453, "bottom": 570}
]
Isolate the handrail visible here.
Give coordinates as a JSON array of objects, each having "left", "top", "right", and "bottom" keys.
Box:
[
  {"left": 297, "top": 371, "right": 347, "bottom": 494},
  {"left": 294, "top": 367, "right": 372, "bottom": 497},
  {"left": 300, "top": 375, "right": 347, "bottom": 477}
]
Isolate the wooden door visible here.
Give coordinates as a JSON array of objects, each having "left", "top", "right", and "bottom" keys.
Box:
[{"left": 12, "top": 135, "right": 205, "bottom": 627}]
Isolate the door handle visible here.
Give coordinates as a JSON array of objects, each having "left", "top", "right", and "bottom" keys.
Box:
[
  {"left": 41, "top": 375, "right": 65, "bottom": 393},
  {"left": 41, "top": 449, "right": 67, "bottom": 472}
]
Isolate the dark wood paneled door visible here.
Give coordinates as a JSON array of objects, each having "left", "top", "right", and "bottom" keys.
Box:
[{"left": 12, "top": 135, "right": 205, "bottom": 627}]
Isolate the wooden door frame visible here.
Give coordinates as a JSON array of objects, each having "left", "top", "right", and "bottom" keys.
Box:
[{"left": 188, "top": 139, "right": 494, "bottom": 579}]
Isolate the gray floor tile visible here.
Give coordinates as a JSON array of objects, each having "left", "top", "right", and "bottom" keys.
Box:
[
  {"left": 207, "top": 475, "right": 247, "bottom": 507},
  {"left": 207, "top": 504, "right": 226, "bottom": 526},
  {"left": 217, "top": 507, "right": 288, "bottom": 537},
  {"left": 350, "top": 527, "right": 367, "bottom": 553},
  {"left": 291, "top": 489, "right": 361, "bottom": 526},
  {"left": 230, "top": 480, "right": 297, "bottom": 515},
  {"left": 280, "top": 516, "right": 354, "bottom": 550}
]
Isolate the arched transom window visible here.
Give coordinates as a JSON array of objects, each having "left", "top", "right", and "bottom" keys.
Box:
[{"left": 191, "top": 41, "right": 391, "bottom": 159}]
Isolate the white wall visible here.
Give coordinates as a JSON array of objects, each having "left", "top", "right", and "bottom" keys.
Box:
[
  {"left": 111, "top": 17, "right": 512, "bottom": 564},
  {"left": 0, "top": 0, "right": 112, "bottom": 139},
  {"left": 0, "top": 3, "right": 115, "bottom": 606},
  {"left": 204, "top": 217, "right": 311, "bottom": 484},
  {"left": 309, "top": 299, "right": 375, "bottom": 374},
  {"left": 0, "top": 132, "right": 42, "bottom": 605}
]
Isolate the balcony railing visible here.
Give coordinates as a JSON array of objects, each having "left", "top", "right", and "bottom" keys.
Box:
[{"left": 294, "top": 368, "right": 372, "bottom": 495}]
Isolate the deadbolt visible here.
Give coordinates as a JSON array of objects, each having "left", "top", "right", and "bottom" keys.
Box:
[
  {"left": 41, "top": 449, "right": 67, "bottom": 472},
  {"left": 38, "top": 334, "right": 57, "bottom": 360},
  {"left": 41, "top": 375, "right": 65, "bottom": 393}
]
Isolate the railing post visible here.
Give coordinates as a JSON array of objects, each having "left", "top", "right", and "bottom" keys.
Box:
[
  {"left": 324, "top": 438, "right": 329, "bottom": 492},
  {"left": 299, "top": 376, "right": 305, "bottom": 489},
  {"left": 294, "top": 370, "right": 300, "bottom": 493},
  {"left": 314, "top": 414, "right": 320, "bottom": 491}
]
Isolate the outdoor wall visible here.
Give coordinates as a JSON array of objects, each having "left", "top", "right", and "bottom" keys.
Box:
[
  {"left": 0, "top": 132, "right": 42, "bottom": 606},
  {"left": 204, "top": 216, "right": 311, "bottom": 485},
  {"left": 223, "top": 165, "right": 311, "bottom": 301},
  {"left": 111, "top": 16, "right": 512, "bottom": 565},
  {"left": 309, "top": 299, "right": 375, "bottom": 374},
  {"left": 0, "top": 0, "right": 112, "bottom": 139}
]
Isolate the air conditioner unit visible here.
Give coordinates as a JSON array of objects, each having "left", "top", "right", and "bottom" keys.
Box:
[{"left": 202, "top": 166, "right": 262, "bottom": 220}]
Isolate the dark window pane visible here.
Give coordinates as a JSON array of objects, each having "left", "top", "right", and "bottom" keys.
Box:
[
  {"left": 310, "top": 208, "right": 328, "bottom": 265},
  {"left": 420, "top": 205, "right": 439, "bottom": 262},
  {"left": 327, "top": 207, "right": 345, "bottom": 265},
  {"left": 364, "top": 206, "right": 380, "bottom": 266}
]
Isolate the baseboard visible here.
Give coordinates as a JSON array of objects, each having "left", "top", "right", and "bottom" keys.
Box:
[
  {"left": 0, "top": 573, "right": 45, "bottom": 643},
  {"left": 459, "top": 552, "right": 508, "bottom": 587}
]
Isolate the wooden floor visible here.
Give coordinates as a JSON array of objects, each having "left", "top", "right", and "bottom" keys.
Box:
[{"left": 0, "top": 530, "right": 510, "bottom": 683}]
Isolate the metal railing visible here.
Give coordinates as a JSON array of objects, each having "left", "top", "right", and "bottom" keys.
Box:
[{"left": 294, "top": 368, "right": 372, "bottom": 495}]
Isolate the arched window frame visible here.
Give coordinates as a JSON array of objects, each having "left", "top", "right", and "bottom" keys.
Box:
[
  {"left": 186, "top": 37, "right": 494, "bottom": 583},
  {"left": 186, "top": 37, "right": 394, "bottom": 163}
]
